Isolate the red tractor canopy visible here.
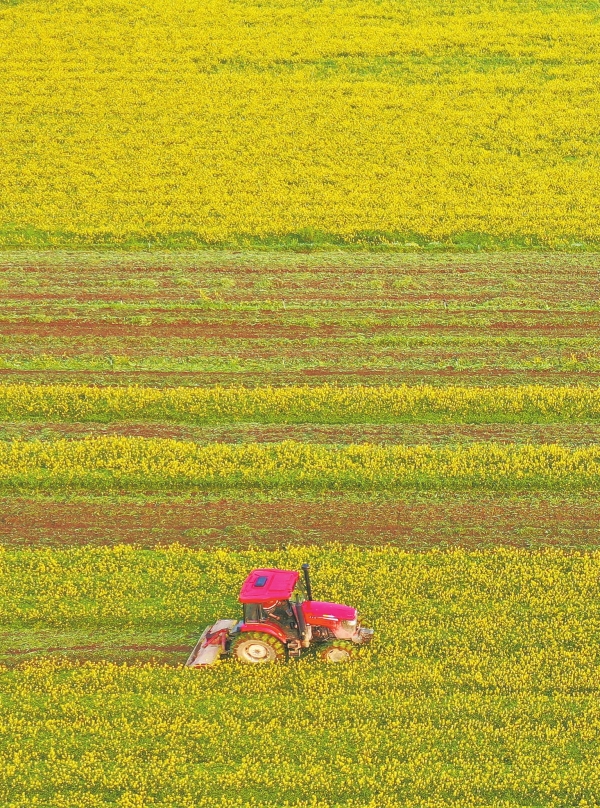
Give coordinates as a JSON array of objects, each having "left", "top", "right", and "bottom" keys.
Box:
[{"left": 238, "top": 568, "right": 299, "bottom": 604}]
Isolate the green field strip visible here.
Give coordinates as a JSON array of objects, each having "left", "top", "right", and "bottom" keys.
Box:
[
  {"left": 1, "top": 353, "right": 598, "bottom": 376},
  {"left": 5, "top": 310, "right": 600, "bottom": 327},
  {"left": 6, "top": 227, "right": 600, "bottom": 251}
]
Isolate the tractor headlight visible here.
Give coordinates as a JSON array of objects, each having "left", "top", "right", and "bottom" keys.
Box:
[{"left": 341, "top": 619, "right": 357, "bottom": 631}]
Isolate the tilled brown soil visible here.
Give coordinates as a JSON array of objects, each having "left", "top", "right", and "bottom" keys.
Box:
[
  {"left": 0, "top": 254, "right": 598, "bottom": 388},
  {"left": 2, "top": 495, "right": 598, "bottom": 550},
  {"left": 2, "top": 422, "right": 600, "bottom": 445},
  {"left": 1, "top": 317, "right": 599, "bottom": 338},
  {"left": 1, "top": 368, "right": 598, "bottom": 387}
]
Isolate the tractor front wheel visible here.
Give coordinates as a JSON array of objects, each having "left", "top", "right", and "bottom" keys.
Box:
[
  {"left": 232, "top": 631, "right": 286, "bottom": 664},
  {"left": 318, "top": 640, "right": 357, "bottom": 663}
]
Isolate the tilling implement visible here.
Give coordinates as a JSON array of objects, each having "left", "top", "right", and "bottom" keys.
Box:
[{"left": 186, "top": 563, "right": 373, "bottom": 666}]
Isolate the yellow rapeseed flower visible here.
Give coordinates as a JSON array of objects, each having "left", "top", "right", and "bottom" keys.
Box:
[{"left": 1, "top": 0, "right": 599, "bottom": 245}]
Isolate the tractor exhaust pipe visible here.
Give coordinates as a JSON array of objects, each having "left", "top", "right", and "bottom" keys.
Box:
[{"left": 302, "top": 563, "right": 313, "bottom": 601}]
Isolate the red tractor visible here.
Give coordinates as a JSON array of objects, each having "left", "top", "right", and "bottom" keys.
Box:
[{"left": 186, "top": 563, "right": 373, "bottom": 666}]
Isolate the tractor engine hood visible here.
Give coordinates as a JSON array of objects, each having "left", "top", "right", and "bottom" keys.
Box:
[{"left": 301, "top": 601, "right": 357, "bottom": 626}]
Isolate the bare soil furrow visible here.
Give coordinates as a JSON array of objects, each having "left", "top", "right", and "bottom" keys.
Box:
[
  {"left": 1, "top": 320, "right": 599, "bottom": 338},
  {"left": 2, "top": 495, "right": 598, "bottom": 550},
  {"left": 0, "top": 368, "right": 598, "bottom": 387},
  {"left": 2, "top": 422, "right": 600, "bottom": 445}
]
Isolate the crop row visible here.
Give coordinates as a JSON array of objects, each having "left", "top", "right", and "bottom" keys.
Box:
[
  {"left": 1, "top": 437, "right": 600, "bottom": 491},
  {"left": 2, "top": 383, "right": 600, "bottom": 423},
  {"left": 2, "top": 546, "right": 600, "bottom": 806}
]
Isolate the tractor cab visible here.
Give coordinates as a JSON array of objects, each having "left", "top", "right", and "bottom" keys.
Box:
[{"left": 239, "top": 568, "right": 302, "bottom": 637}]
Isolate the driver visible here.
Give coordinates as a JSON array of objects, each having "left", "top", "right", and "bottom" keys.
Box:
[{"left": 262, "top": 599, "right": 295, "bottom": 629}]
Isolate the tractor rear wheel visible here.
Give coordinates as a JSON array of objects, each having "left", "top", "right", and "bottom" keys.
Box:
[
  {"left": 318, "top": 640, "right": 357, "bottom": 663},
  {"left": 232, "top": 631, "right": 286, "bottom": 664}
]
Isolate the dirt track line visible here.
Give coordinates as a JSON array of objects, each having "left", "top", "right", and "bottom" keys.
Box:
[{"left": 4, "top": 643, "right": 191, "bottom": 656}]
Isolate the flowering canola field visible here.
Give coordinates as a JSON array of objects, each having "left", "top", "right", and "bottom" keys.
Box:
[
  {"left": 1, "top": 0, "right": 600, "bottom": 246},
  {"left": 2, "top": 546, "right": 600, "bottom": 807},
  {"left": 2, "top": 383, "right": 600, "bottom": 424},
  {"left": 1, "top": 436, "right": 600, "bottom": 492}
]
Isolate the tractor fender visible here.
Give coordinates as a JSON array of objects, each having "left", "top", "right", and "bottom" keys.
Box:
[{"left": 240, "top": 622, "right": 288, "bottom": 643}]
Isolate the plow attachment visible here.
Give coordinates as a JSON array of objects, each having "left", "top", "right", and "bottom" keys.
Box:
[{"left": 185, "top": 619, "right": 237, "bottom": 667}]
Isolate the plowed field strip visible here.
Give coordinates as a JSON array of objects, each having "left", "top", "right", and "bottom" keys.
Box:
[
  {"left": 3, "top": 296, "right": 599, "bottom": 312},
  {"left": 2, "top": 250, "right": 598, "bottom": 275},
  {"left": 1, "top": 320, "right": 598, "bottom": 337},
  {"left": 2, "top": 422, "right": 600, "bottom": 445},
  {"left": 0, "top": 339, "right": 596, "bottom": 372},
  {"left": 0, "top": 640, "right": 189, "bottom": 667},
  {"left": 0, "top": 255, "right": 597, "bottom": 383},
  {"left": 2, "top": 333, "right": 594, "bottom": 348},
  {"left": 1, "top": 494, "right": 598, "bottom": 549},
  {"left": 0, "top": 368, "right": 597, "bottom": 387},
  {"left": 2, "top": 311, "right": 600, "bottom": 324},
  {"left": 1, "top": 254, "right": 599, "bottom": 309}
]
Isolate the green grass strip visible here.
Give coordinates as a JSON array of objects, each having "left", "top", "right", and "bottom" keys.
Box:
[
  {"left": 1, "top": 225, "right": 598, "bottom": 251},
  {"left": 1, "top": 437, "right": 600, "bottom": 491},
  {"left": 1, "top": 383, "right": 600, "bottom": 424}
]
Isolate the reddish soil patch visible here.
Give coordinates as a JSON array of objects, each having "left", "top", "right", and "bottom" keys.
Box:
[
  {"left": 1, "top": 642, "right": 192, "bottom": 666},
  {"left": 2, "top": 496, "right": 599, "bottom": 550},
  {"left": 0, "top": 321, "right": 347, "bottom": 339},
  {"left": 7, "top": 422, "right": 600, "bottom": 446},
  {"left": 485, "top": 321, "right": 600, "bottom": 335},
  {"left": 2, "top": 288, "right": 598, "bottom": 306},
  {"left": 0, "top": 292, "right": 172, "bottom": 303},
  {"left": 0, "top": 368, "right": 599, "bottom": 388},
  {"left": 299, "top": 367, "right": 600, "bottom": 380},
  {"left": 1, "top": 318, "right": 597, "bottom": 339}
]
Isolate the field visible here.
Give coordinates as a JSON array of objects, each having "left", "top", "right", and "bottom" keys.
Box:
[
  {"left": 1, "top": 252, "right": 599, "bottom": 387},
  {"left": 1, "top": 0, "right": 600, "bottom": 248},
  {"left": 1, "top": 251, "right": 600, "bottom": 559},
  {"left": 1, "top": 251, "right": 600, "bottom": 806},
  {"left": 3, "top": 547, "right": 600, "bottom": 806},
  {"left": 3, "top": 0, "right": 600, "bottom": 802}
]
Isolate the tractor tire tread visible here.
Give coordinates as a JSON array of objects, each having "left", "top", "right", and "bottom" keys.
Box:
[
  {"left": 231, "top": 631, "right": 286, "bottom": 663},
  {"left": 318, "top": 639, "right": 357, "bottom": 662}
]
